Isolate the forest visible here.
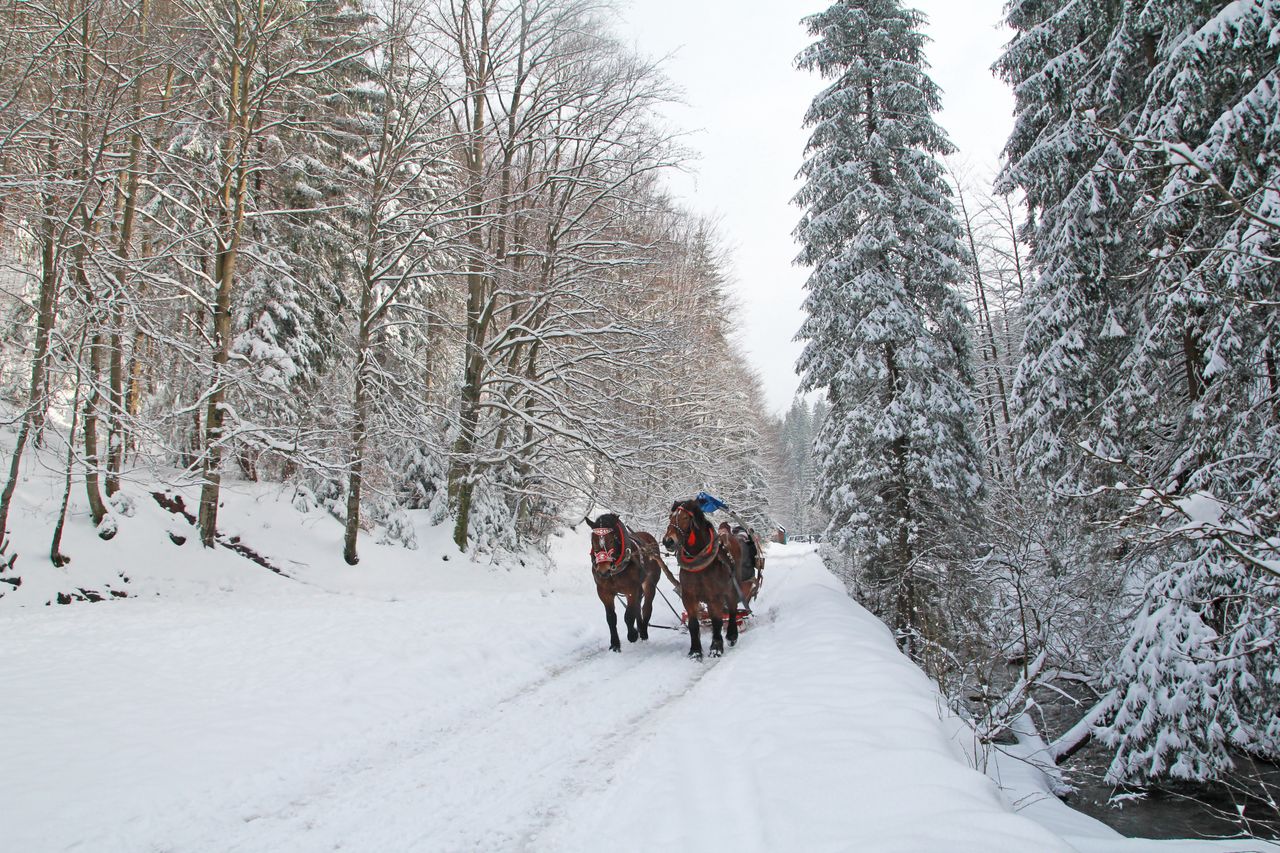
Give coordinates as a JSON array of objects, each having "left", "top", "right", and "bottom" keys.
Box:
[
  {"left": 0, "top": 0, "right": 813, "bottom": 566},
  {"left": 1, "top": 0, "right": 1278, "bottom": 826},
  {"left": 793, "top": 0, "right": 1280, "bottom": 813}
]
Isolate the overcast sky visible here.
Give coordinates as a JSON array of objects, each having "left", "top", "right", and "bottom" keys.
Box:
[{"left": 620, "top": 0, "right": 1015, "bottom": 415}]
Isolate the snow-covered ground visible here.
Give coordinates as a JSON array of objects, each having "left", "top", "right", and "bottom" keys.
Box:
[{"left": 2, "top": 467, "right": 1278, "bottom": 851}]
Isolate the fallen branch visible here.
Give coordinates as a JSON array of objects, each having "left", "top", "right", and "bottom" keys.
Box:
[
  {"left": 151, "top": 491, "right": 290, "bottom": 577},
  {"left": 1049, "top": 689, "right": 1118, "bottom": 765}
]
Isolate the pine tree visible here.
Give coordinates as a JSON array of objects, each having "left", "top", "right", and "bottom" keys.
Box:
[
  {"left": 780, "top": 397, "right": 814, "bottom": 531},
  {"left": 995, "top": 0, "right": 1151, "bottom": 487},
  {"left": 1097, "top": 0, "right": 1280, "bottom": 782},
  {"left": 998, "top": 0, "right": 1280, "bottom": 783},
  {"left": 1102, "top": 540, "right": 1280, "bottom": 783},
  {"left": 778, "top": 396, "right": 828, "bottom": 535},
  {"left": 794, "top": 0, "right": 983, "bottom": 653}
]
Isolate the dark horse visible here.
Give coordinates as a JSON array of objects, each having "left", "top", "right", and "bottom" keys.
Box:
[
  {"left": 717, "top": 521, "right": 761, "bottom": 605},
  {"left": 662, "top": 499, "right": 739, "bottom": 660},
  {"left": 586, "top": 514, "right": 663, "bottom": 652}
]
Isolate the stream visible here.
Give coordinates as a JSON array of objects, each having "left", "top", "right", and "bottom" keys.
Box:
[{"left": 1034, "top": 690, "right": 1280, "bottom": 841}]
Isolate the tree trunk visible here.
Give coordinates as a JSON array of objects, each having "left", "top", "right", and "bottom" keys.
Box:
[
  {"left": 1182, "top": 323, "right": 1204, "bottom": 403},
  {"left": 449, "top": 0, "right": 493, "bottom": 550},
  {"left": 0, "top": 178, "right": 63, "bottom": 540},
  {"left": 51, "top": 367, "right": 86, "bottom": 566},
  {"left": 107, "top": 118, "right": 144, "bottom": 494},
  {"left": 955, "top": 180, "right": 1011, "bottom": 466},
  {"left": 198, "top": 3, "right": 253, "bottom": 548},
  {"left": 82, "top": 331, "right": 111, "bottom": 528},
  {"left": 1266, "top": 341, "right": 1279, "bottom": 420},
  {"left": 197, "top": 240, "right": 239, "bottom": 548},
  {"left": 72, "top": 241, "right": 111, "bottom": 528},
  {"left": 884, "top": 341, "right": 915, "bottom": 652},
  {"left": 343, "top": 276, "right": 375, "bottom": 565}
]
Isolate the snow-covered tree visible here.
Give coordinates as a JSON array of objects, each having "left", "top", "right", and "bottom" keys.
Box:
[
  {"left": 998, "top": 0, "right": 1280, "bottom": 783},
  {"left": 1102, "top": 537, "right": 1280, "bottom": 784},
  {"left": 429, "top": 0, "right": 683, "bottom": 550},
  {"left": 996, "top": 0, "right": 1148, "bottom": 488},
  {"left": 317, "top": 0, "right": 459, "bottom": 565},
  {"left": 777, "top": 396, "right": 826, "bottom": 535},
  {"left": 1097, "top": 1, "right": 1280, "bottom": 783},
  {"left": 0, "top": 0, "right": 783, "bottom": 573},
  {"left": 947, "top": 166, "right": 1021, "bottom": 477},
  {"left": 794, "top": 0, "right": 984, "bottom": 654}
]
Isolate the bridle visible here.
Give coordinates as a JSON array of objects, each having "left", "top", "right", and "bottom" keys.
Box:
[
  {"left": 590, "top": 518, "right": 632, "bottom": 578},
  {"left": 667, "top": 504, "right": 719, "bottom": 573}
]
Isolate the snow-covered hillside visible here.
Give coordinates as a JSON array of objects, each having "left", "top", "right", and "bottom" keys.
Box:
[{"left": 2, "top": 472, "right": 1276, "bottom": 852}]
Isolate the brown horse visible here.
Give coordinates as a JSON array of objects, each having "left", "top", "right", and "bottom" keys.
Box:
[
  {"left": 586, "top": 514, "right": 663, "bottom": 652},
  {"left": 662, "top": 499, "right": 739, "bottom": 659},
  {"left": 717, "top": 521, "right": 762, "bottom": 607}
]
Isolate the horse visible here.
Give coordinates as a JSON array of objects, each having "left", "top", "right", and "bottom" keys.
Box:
[
  {"left": 717, "top": 521, "right": 761, "bottom": 604},
  {"left": 662, "top": 499, "right": 739, "bottom": 660},
  {"left": 585, "top": 513, "right": 663, "bottom": 652}
]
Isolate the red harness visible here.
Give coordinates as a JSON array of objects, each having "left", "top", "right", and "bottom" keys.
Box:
[
  {"left": 591, "top": 521, "right": 630, "bottom": 577},
  {"left": 674, "top": 507, "right": 719, "bottom": 573}
]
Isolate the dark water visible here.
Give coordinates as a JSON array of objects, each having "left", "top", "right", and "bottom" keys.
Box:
[
  {"left": 1061, "top": 759, "right": 1280, "bottom": 841},
  {"left": 1035, "top": 690, "right": 1280, "bottom": 842}
]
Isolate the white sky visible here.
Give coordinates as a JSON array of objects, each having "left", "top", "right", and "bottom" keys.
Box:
[{"left": 621, "top": 0, "right": 1015, "bottom": 415}]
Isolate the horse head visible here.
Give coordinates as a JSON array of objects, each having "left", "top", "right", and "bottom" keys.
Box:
[
  {"left": 589, "top": 513, "right": 627, "bottom": 570},
  {"left": 662, "top": 500, "right": 706, "bottom": 554}
]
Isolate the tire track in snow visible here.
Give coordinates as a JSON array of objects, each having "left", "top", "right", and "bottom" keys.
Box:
[
  {"left": 188, "top": 633, "right": 725, "bottom": 852},
  {"left": 512, "top": 648, "right": 722, "bottom": 850},
  {"left": 123, "top": 638, "right": 610, "bottom": 851},
  {"left": 414, "top": 639, "right": 721, "bottom": 852}
]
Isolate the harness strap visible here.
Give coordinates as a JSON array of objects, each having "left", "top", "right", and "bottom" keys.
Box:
[
  {"left": 677, "top": 510, "right": 719, "bottom": 573},
  {"left": 591, "top": 519, "right": 632, "bottom": 577}
]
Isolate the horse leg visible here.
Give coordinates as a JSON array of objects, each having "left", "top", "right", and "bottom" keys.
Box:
[
  {"left": 726, "top": 590, "right": 739, "bottom": 647},
  {"left": 682, "top": 585, "right": 703, "bottom": 660},
  {"left": 624, "top": 590, "right": 640, "bottom": 643},
  {"left": 599, "top": 586, "right": 621, "bottom": 652},
  {"left": 639, "top": 574, "right": 655, "bottom": 641},
  {"left": 708, "top": 605, "right": 725, "bottom": 657}
]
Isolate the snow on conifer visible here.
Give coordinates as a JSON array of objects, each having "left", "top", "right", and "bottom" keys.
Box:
[
  {"left": 997, "top": 0, "right": 1280, "bottom": 783},
  {"left": 794, "top": 0, "right": 983, "bottom": 653}
]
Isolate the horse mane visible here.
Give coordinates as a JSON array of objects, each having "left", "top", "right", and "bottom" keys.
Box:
[{"left": 671, "top": 499, "right": 707, "bottom": 527}]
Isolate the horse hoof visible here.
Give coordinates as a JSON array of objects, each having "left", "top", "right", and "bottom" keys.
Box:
[
  {"left": 627, "top": 632, "right": 638, "bottom": 643},
  {"left": 688, "top": 651, "right": 702, "bottom": 661},
  {"left": 610, "top": 645, "right": 621, "bottom": 653},
  {"left": 710, "top": 648, "right": 723, "bottom": 658}
]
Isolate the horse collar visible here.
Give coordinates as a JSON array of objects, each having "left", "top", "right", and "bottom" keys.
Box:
[{"left": 678, "top": 512, "right": 718, "bottom": 573}]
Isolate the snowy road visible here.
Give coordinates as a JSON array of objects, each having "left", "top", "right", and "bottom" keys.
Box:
[
  {"left": 4, "top": 519, "right": 1276, "bottom": 852},
  {"left": 199, "top": 638, "right": 718, "bottom": 852}
]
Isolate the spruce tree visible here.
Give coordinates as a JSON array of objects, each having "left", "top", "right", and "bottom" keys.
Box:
[
  {"left": 998, "top": 0, "right": 1280, "bottom": 783},
  {"left": 794, "top": 0, "right": 983, "bottom": 654},
  {"left": 995, "top": 0, "right": 1150, "bottom": 487},
  {"left": 1098, "top": 0, "right": 1280, "bottom": 782},
  {"left": 781, "top": 397, "right": 815, "bottom": 532}
]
